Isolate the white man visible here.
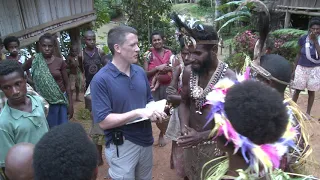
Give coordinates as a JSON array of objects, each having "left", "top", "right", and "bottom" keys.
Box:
[{"left": 91, "top": 25, "right": 167, "bottom": 179}]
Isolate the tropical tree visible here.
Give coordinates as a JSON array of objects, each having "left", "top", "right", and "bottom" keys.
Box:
[
  {"left": 121, "top": 0, "right": 178, "bottom": 64},
  {"left": 270, "top": 28, "right": 307, "bottom": 62},
  {"left": 93, "top": 0, "right": 111, "bottom": 29},
  {"left": 214, "top": 0, "right": 252, "bottom": 34}
]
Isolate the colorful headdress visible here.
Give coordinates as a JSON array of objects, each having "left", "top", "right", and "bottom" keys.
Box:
[
  {"left": 171, "top": 13, "right": 219, "bottom": 50},
  {"left": 204, "top": 75, "right": 297, "bottom": 175}
]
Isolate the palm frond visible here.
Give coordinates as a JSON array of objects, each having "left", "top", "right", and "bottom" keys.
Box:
[
  {"left": 226, "top": 0, "right": 244, "bottom": 6},
  {"left": 282, "top": 41, "right": 299, "bottom": 49},
  {"left": 218, "top": 16, "right": 250, "bottom": 34},
  {"left": 218, "top": 0, "right": 243, "bottom": 11},
  {"left": 215, "top": 10, "right": 251, "bottom": 22},
  {"left": 272, "top": 28, "right": 307, "bottom": 37}
]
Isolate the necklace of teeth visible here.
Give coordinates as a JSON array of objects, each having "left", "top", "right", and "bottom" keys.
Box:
[{"left": 190, "top": 61, "right": 227, "bottom": 114}]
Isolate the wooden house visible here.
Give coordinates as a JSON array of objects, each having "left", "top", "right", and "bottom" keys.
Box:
[
  {"left": 275, "top": 0, "right": 320, "bottom": 28},
  {"left": 0, "top": 0, "right": 96, "bottom": 47}
]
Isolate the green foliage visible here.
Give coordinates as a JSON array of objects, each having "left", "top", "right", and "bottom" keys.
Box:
[
  {"left": 218, "top": 15, "right": 250, "bottom": 34},
  {"left": 121, "top": 0, "right": 177, "bottom": 65},
  {"left": 215, "top": 0, "right": 253, "bottom": 33},
  {"left": 270, "top": 28, "right": 307, "bottom": 62},
  {"left": 272, "top": 28, "right": 307, "bottom": 37},
  {"left": 198, "top": 0, "right": 211, "bottom": 7},
  {"left": 215, "top": 11, "right": 250, "bottom": 22},
  {"left": 105, "top": 0, "right": 123, "bottom": 19},
  {"left": 102, "top": 45, "right": 110, "bottom": 54},
  {"left": 94, "top": 0, "right": 111, "bottom": 29},
  {"left": 225, "top": 28, "right": 307, "bottom": 71},
  {"left": 172, "top": 3, "right": 214, "bottom": 20},
  {"left": 224, "top": 52, "right": 247, "bottom": 72}
]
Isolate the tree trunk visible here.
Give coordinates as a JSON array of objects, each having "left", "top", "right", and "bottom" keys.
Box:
[
  {"left": 284, "top": 11, "right": 291, "bottom": 28},
  {"left": 69, "top": 27, "right": 81, "bottom": 51},
  {"left": 53, "top": 32, "right": 63, "bottom": 58}
]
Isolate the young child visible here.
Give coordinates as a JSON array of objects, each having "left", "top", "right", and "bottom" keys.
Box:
[
  {"left": 0, "top": 60, "right": 49, "bottom": 168},
  {"left": 148, "top": 53, "right": 176, "bottom": 92},
  {"left": 66, "top": 45, "right": 83, "bottom": 102},
  {"left": 3, "top": 36, "right": 26, "bottom": 64},
  {"left": 3, "top": 36, "right": 32, "bottom": 82},
  {"left": 84, "top": 85, "right": 105, "bottom": 166},
  {"left": 150, "top": 61, "right": 172, "bottom": 92},
  {"left": 79, "top": 30, "right": 106, "bottom": 90}
]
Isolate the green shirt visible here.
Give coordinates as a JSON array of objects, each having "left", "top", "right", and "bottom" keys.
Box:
[{"left": 0, "top": 95, "right": 49, "bottom": 167}]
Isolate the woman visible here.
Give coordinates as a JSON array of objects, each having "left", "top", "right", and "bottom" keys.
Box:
[
  {"left": 144, "top": 31, "right": 173, "bottom": 147},
  {"left": 292, "top": 17, "right": 320, "bottom": 117},
  {"left": 23, "top": 33, "right": 73, "bottom": 128}
]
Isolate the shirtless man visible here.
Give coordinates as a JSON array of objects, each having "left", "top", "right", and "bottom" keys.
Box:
[
  {"left": 5, "top": 143, "right": 35, "bottom": 180},
  {"left": 171, "top": 13, "right": 236, "bottom": 180},
  {"left": 78, "top": 30, "right": 106, "bottom": 90},
  {"left": 66, "top": 45, "right": 82, "bottom": 102}
]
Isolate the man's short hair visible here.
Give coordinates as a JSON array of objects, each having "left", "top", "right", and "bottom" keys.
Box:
[
  {"left": 3, "top": 36, "right": 20, "bottom": 50},
  {"left": 224, "top": 80, "right": 288, "bottom": 145},
  {"left": 107, "top": 25, "right": 138, "bottom": 55},
  {"left": 0, "top": 60, "right": 24, "bottom": 78},
  {"left": 33, "top": 122, "right": 98, "bottom": 180}
]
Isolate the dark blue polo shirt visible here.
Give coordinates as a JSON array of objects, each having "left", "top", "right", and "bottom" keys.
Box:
[{"left": 91, "top": 62, "right": 154, "bottom": 147}]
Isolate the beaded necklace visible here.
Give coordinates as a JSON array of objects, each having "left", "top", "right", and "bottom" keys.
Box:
[{"left": 190, "top": 61, "right": 228, "bottom": 114}]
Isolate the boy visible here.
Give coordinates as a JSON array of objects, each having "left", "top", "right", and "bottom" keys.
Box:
[
  {"left": 85, "top": 85, "right": 105, "bottom": 166},
  {"left": 0, "top": 60, "right": 49, "bottom": 168},
  {"left": 66, "top": 45, "right": 83, "bottom": 102},
  {"left": 78, "top": 30, "right": 106, "bottom": 90}
]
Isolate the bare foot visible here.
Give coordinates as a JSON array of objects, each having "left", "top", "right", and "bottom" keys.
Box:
[{"left": 158, "top": 133, "right": 167, "bottom": 147}]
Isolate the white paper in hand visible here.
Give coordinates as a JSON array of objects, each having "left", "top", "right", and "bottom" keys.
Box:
[{"left": 126, "top": 99, "right": 167, "bottom": 125}]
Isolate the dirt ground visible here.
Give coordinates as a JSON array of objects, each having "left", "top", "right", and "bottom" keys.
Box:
[
  {"left": 71, "top": 45, "right": 320, "bottom": 180},
  {"left": 71, "top": 90, "right": 320, "bottom": 180}
]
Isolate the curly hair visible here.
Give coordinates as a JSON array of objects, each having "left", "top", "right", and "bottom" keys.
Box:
[
  {"left": 0, "top": 60, "right": 24, "bottom": 78},
  {"left": 3, "top": 36, "right": 20, "bottom": 50},
  {"left": 33, "top": 122, "right": 98, "bottom": 180},
  {"left": 224, "top": 80, "right": 288, "bottom": 145}
]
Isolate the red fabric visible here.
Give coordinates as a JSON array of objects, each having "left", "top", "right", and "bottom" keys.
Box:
[{"left": 147, "top": 48, "right": 172, "bottom": 85}]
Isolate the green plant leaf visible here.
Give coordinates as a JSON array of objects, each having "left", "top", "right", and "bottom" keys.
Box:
[
  {"left": 218, "top": 0, "right": 243, "bottom": 11},
  {"left": 215, "top": 10, "right": 251, "bottom": 22},
  {"left": 271, "top": 28, "right": 307, "bottom": 37},
  {"left": 218, "top": 16, "right": 250, "bottom": 34}
]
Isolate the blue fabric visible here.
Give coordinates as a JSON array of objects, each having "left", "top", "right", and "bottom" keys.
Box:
[
  {"left": 298, "top": 35, "right": 320, "bottom": 67},
  {"left": 46, "top": 104, "right": 68, "bottom": 128},
  {"left": 91, "top": 62, "right": 154, "bottom": 147}
]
